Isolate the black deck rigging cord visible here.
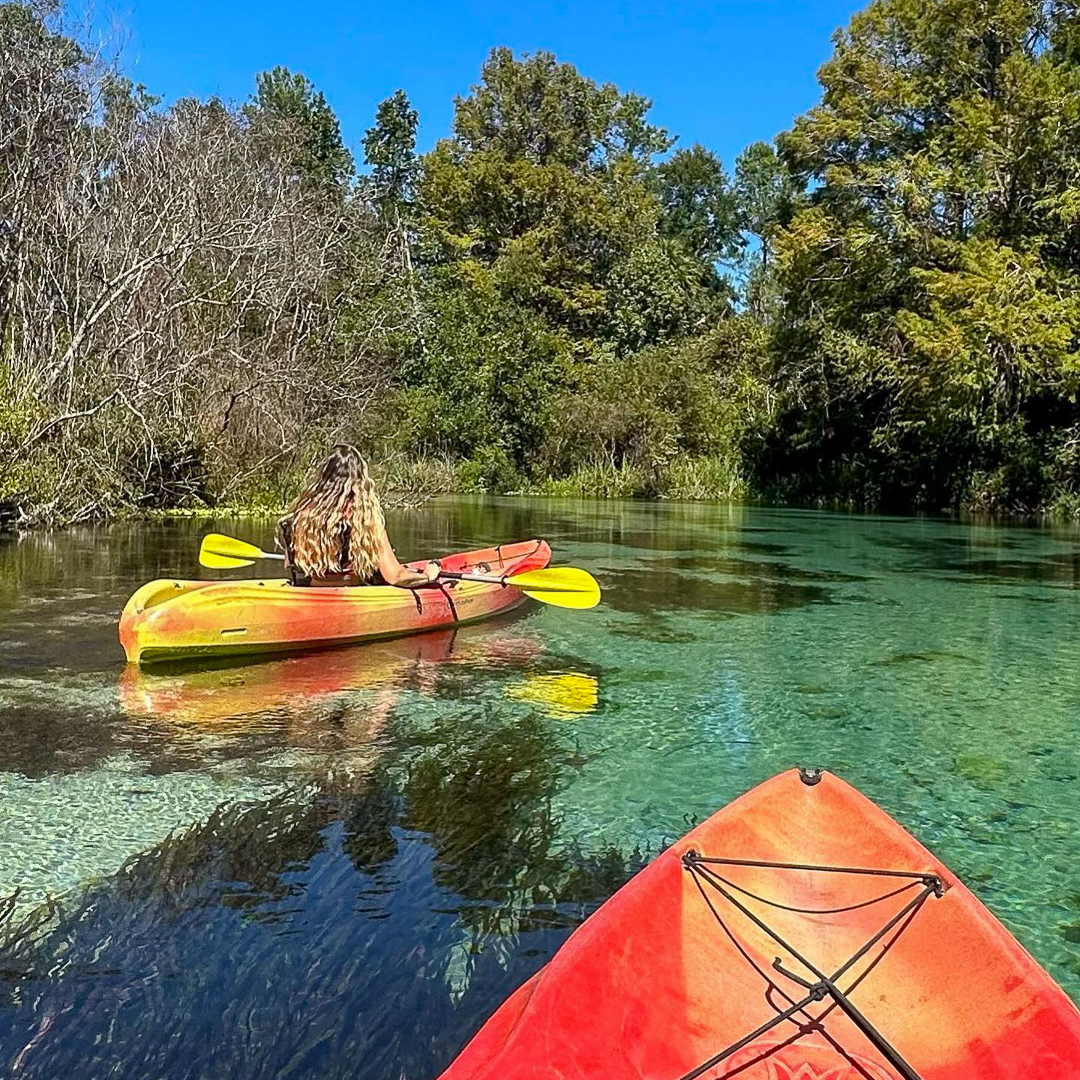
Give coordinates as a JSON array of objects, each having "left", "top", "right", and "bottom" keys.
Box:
[{"left": 676, "top": 850, "right": 945, "bottom": 1080}]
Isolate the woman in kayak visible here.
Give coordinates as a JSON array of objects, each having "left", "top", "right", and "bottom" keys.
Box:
[{"left": 278, "top": 444, "right": 440, "bottom": 588}]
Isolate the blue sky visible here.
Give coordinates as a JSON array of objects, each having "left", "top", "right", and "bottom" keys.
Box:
[{"left": 105, "top": 0, "right": 863, "bottom": 170}]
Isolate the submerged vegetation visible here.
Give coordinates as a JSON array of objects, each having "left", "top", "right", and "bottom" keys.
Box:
[
  {"left": 0, "top": 710, "right": 644, "bottom": 1079},
  {"left": 5, "top": 0, "right": 1080, "bottom": 522}
]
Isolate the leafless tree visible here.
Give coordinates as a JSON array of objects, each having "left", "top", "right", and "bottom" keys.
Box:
[{"left": 0, "top": 2, "right": 409, "bottom": 524}]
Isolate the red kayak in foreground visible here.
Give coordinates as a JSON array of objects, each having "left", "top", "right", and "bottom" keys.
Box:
[{"left": 438, "top": 769, "right": 1080, "bottom": 1079}]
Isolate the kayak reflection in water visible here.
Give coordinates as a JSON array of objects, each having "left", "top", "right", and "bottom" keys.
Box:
[
  {"left": 117, "top": 628, "right": 548, "bottom": 728},
  {"left": 277, "top": 444, "right": 441, "bottom": 589}
]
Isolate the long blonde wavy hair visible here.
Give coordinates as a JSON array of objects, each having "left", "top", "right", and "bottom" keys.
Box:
[{"left": 278, "top": 445, "right": 385, "bottom": 579}]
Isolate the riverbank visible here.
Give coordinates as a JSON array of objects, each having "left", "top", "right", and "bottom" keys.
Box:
[
  {"left": 9, "top": 0, "right": 1080, "bottom": 539},
  {"left": 9, "top": 433, "right": 1080, "bottom": 532},
  {"left": 8, "top": 476, "right": 1080, "bottom": 535}
]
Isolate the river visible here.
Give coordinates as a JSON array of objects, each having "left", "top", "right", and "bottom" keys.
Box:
[{"left": 1, "top": 497, "right": 1078, "bottom": 1077}]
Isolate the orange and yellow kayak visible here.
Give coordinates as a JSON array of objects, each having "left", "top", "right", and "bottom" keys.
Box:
[
  {"left": 119, "top": 539, "right": 550, "bottom": 665},
  {"left": 439, "top": 769, "right": 1080, "bottom": 1079}
]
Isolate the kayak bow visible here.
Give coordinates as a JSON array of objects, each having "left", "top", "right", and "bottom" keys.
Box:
[{"left": 438, "top": 768, "right": 1080, "bottom": 1079}]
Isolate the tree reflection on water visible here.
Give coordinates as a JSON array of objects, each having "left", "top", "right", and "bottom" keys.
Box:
[{"left": 0, "top": 705, "right": 643, "bottom": 1080}]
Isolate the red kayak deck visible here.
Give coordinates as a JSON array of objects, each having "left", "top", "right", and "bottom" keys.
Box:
[{"left": 439, "top": 769, "right": 1080, "bottom": 1079}]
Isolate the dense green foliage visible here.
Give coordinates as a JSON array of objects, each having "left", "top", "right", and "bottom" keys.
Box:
[
  {"left": 6, "top": 0, "right": 1080, "bottom": 523},
  {"left": 387, "top": 47, "right": 746, "bottom": 495},
  {"left": 767, "top": 0, "right": 1080, "bottom": 510}
]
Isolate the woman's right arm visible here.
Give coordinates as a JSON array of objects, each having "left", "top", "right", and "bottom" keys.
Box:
[{"left": 377, "top": 530, "right": 440, "bottom": 588}]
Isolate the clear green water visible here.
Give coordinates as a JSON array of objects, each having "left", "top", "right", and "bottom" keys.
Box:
[{"left": 1, "top": 497, "right": 1079, "bottom": 1077}]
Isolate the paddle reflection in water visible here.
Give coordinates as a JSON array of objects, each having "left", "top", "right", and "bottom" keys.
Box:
[{"left": 506, "top": 671, "right": 599, "bottom": 720}]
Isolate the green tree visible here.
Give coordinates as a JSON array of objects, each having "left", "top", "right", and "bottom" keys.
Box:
[
  {"left": 733, "top": 141, "right": 804, "bottom": 316},
  {"left": 655, "top": 144, "right": 741, "bottom": 264},
  {"left": 606, "top": 238, "right": 728, "bottom": 353},
  {"left": 359, "top": 90, "right": 425, "bottom": 355},
  {"left": 757, "top": 0, "right": 1080, "bottom": 510},
  {"left": 449, "top": 46, "right": 672, "bottom": 170},
  {"left": 400, "top": 47, "right": 748, "bottom": 491},
  {"left": 394, "top": 276, "right": 572, "bottom": 486},
  {"left": 419, "top": 48, "right": 724, "bottom": 340},
  {"left": 247, "top": 66, "right": 354, "bottom": 189},
  {"left": 896, "top": 240, "right": 1080, "bottom": 430},
  {"left": 363, "top": 89, "right": 418, "bottom": 214}
]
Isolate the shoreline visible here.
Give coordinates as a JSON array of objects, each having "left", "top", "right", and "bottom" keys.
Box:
[{"left": 5, "top": 490, "right": 1080, "bottom": 534}]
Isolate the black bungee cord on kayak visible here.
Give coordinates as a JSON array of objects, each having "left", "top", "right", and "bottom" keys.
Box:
[{"left": 676, "top": 849, "right": 945, "bottom": 1080}]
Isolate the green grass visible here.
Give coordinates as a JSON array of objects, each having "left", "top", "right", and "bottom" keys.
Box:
[{"left": 535, "top": 454, "right": 747, "bottom": 501}]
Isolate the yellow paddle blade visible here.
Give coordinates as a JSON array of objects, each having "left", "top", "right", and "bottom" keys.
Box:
[
  {"left": 507, "top": 671, "right": 599, "bottom": 719},
  {"left": 199, "top": 533, "right": 264, "bottom": 569},
  {"left": 506, "top": 567, "right": 601, "bottom": 609}
]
